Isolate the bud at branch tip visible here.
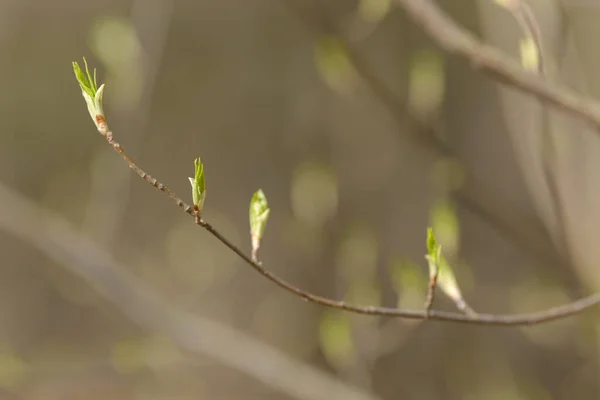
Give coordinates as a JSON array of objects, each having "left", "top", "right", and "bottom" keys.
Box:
[
  {"left": 188, "top": 157, "right": 206, "bottom": 214},
  {"left": 249, "top": 189, "right": 270, "bottom": 261},
  {"left": 72, "top": 57, "right": 106, "bottom": 131}
]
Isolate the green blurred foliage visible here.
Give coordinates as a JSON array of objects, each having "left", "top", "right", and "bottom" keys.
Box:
[
  {"left": 389, "top": 258, "right": 428, "bottom": 309},
  {"left": 0, "top": 352, "right": 28, "bottom": 388},
  {"left": 314, "top": 36, "right": 358, "bottom": 94},
  {"left": 358, "top": 0, "right": 392, "bottom": 23},
  {"left": 408, "top": 49, "right": 445, "bottom": 118},
  {"left": 291, "top": 162, "right": 339, "bottom": 227},
  {"left": 319, "top": 310, "right": 355, "bottom": 371}
]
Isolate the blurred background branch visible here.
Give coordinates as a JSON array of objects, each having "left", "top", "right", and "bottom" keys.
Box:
[
  {"left": 392, "top": 0, "right": 600, "bottom": 129},
  {"left": 0, "top": 181, "right": 379, "bottom": 400}
]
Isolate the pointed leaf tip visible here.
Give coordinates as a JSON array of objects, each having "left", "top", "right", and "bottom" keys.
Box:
[
  {"left": 249, "top": 189, "right": 270, "bottom": 250},
  {"left": 190, "top": 158, "right": 206, "bottom": 212},
  {"left": 424, "top": 226, "right": 474, "bottom": 315},
  {"left": 72, "top": 58, "right": 106, "bottom": 129},
  {"left": 426, "top": 227, "right": 437, "bottom": 256}
]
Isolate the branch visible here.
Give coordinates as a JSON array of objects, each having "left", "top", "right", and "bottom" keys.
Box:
[
  {"left": 424, "top": 266, "right": 438, "bottom": 316},
  {"left": 70, "top": 4, "right": 600, "bottom": 324},
  {"left": 92, "top": 121, "right": 600, "bottom": 326},
  {"left": 391, "top": 0, "right": 600, "bottom": 131}
]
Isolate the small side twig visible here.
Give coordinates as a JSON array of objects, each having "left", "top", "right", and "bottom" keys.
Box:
[{"left": 424, "top": 268, "right": 439, "bottom": 317}]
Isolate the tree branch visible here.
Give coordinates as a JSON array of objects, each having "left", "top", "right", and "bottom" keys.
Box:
[
  {"left": 392, "top": 0, "right": 600, "bottom": 131},
  {"left": 93, "top": 124, "right": 600, "bottom": 326}
]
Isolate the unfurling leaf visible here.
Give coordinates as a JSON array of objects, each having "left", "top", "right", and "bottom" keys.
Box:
[
  {"left": 425, "top": 227, "right": 440, "bottom": 280},
  {"left": 72, "top": 57, "right": 106, "bottom": 130},
  {"left": 425, "top": 228, "right": 476, "bottom": 316},
  {"left": 249, "top": 189, "right": 270, "bottom": 261},
  {"left": 188, "top": 158, "right": 206, "bottom": 213},
  {"left": 426, "top": 227, "right": 438, "bottom": 262}
]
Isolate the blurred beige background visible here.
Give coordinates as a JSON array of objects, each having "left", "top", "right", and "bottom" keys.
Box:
[{"left": 0, "top": 0, "right": 598, "bottom": 399}]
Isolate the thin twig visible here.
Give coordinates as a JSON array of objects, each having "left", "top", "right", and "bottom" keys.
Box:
[
  {"left": 424, "top": 268, "right": 439, "bottom": 316},
  {"left": 95, "top": 122, "right": 600, "bottom": 326},
  {"left": 391, "top": 0, "right": 600, "bottom": 132}
]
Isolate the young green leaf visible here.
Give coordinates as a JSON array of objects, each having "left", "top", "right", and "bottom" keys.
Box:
[
  {"left": 249, "top": 189, "right": 270, "bottom": 261},
  {"left": 83, "top": 57, "right": 98, "bottom": 93},
  {"left": 72, "top": 61, "right": 95, "bottom": 99},
  {"left": 425, "top": 228, "right": 476, "bottom": 316},
  {"left": 188, "top": 158, "right": 206, "bottom": 213},
  {"left": 426, "top": 227, "right": 438, "bottom": 262},
  {"left": 72, "top": 57, "right": 106, "bottom": 130}
]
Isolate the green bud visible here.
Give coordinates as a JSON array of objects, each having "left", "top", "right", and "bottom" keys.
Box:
[
  {"left": 425, "top": 227, "right": 472, "bottom": 314},
  {"left": 249, "top": 189, "right": 270, "bottom": 260},
  {"left": 72, "top": 57, "right": 106, "bottom": 130},
  {"left": 426, "top": 227, "right": 439, "bottom": 265},
  {"left": 188, "top": 158, "right": 206, "bottom": 213}
]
